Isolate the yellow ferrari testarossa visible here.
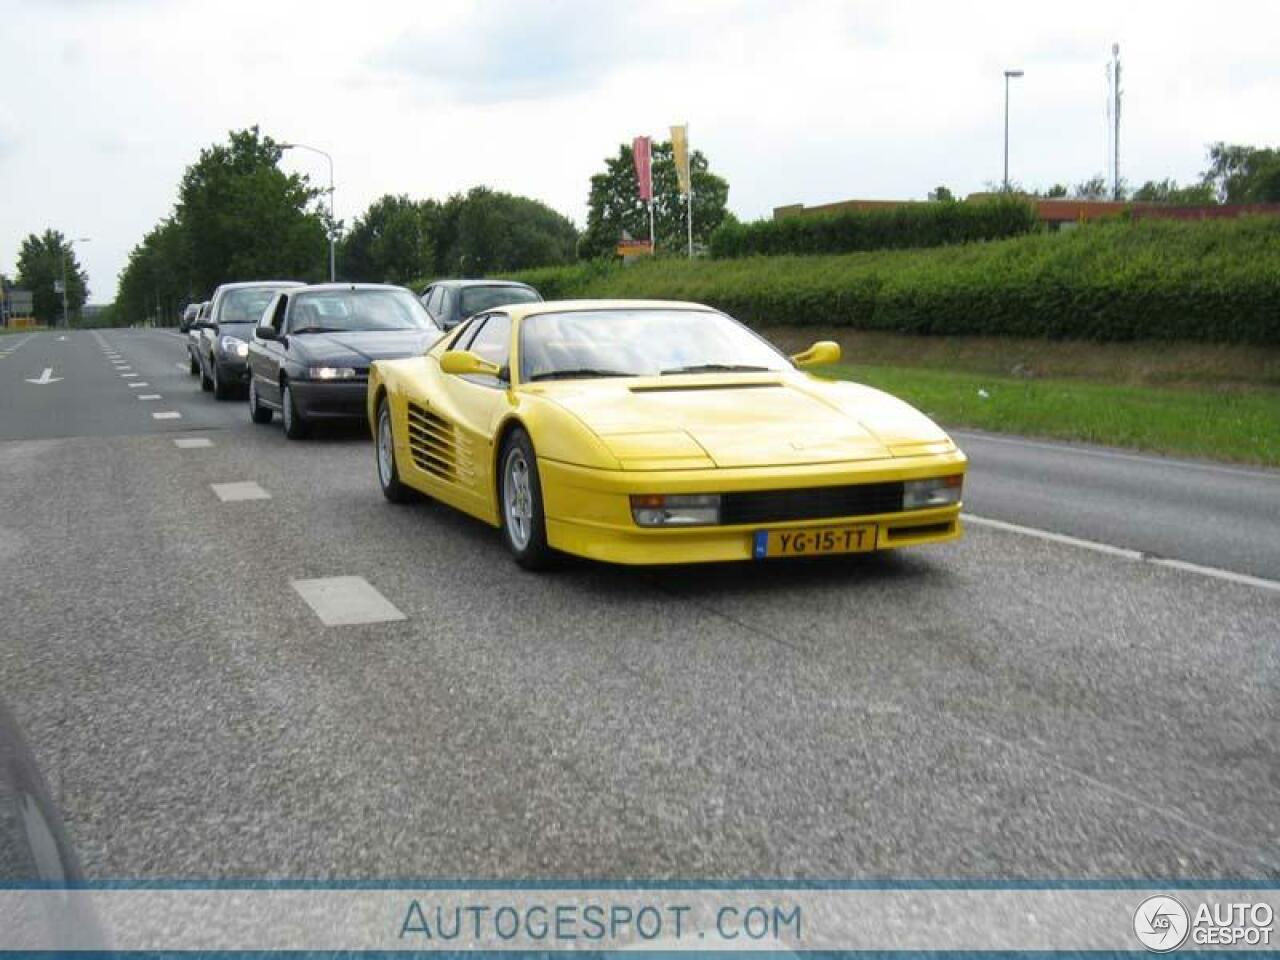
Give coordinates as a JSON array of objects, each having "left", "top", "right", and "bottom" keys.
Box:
[{"left": 367, "top": 300, "right": 966, "bottom": 569}]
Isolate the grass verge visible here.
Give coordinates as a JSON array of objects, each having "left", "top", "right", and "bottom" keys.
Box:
[{"left": 819, "top": 362, "right": 1280, "bottom": 467}]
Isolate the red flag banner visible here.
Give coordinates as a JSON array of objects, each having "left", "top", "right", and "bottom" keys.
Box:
[{"left": 632, "top": 136, "right": 653, "bottom": 202}]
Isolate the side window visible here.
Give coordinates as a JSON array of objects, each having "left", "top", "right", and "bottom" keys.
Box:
[
  {"left": 269, "top": 295, "right": 288, "bottom": 332},
  {"left": 464, "top": 313, "right": 511, "bottom": 385},
  {"left": 440, "top": 288, "right": 455, "bottom": 324},
  {"left": 428, "top": 286, "right": 445, "bottom": 319},
  {"left": 457, "top": 315, "right": 488, "bottom": 351}
]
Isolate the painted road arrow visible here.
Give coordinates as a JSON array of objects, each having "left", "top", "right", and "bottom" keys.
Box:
[{"left": 25, "top": 368, "right": 63, "bottom": 385}]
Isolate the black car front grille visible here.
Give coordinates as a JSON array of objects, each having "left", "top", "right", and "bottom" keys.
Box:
[{"left": 720, "top": 481, "right": 905, "bottom": 525}]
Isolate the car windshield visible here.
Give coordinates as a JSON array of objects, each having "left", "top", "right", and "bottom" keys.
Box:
[
  {"left": 219, "top": 287, "right": 287, "bottom": 324},
  {"left": 459, "top": 285, "right": 540, "bottom": 317},
  {"left": 519, "top": 309, "right": 789, "bottom": 382},
  {"left": 289, "top": 289, "right": 436, "bottom": 333}
]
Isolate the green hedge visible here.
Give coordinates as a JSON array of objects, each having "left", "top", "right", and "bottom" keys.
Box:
[
  {"left": 708, "top": 198, "right": 1039, "bottom": 258},
  {"left": 508, "top": 216, "right": 1280, "bottom": 344}
]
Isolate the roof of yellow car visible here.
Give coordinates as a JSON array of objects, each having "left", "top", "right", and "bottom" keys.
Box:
[{"left": 504, "top": 298, "right": 715, "bottom": 320}]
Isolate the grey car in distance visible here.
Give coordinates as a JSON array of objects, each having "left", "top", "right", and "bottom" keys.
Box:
[
  {"left": 419, "top": 279, "right": 541, "bottom": 330},
  {"left": 193, "top": 281, "right": 303, "bottom": 399}
]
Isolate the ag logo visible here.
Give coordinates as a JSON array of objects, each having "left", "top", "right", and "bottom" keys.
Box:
[{"left": 1134, "top": 895, "right": 1190, "bottom": 952}]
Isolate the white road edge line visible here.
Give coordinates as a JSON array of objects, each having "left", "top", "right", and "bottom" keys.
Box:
[
  {"left": 965, "top": 513, "right": 1280, "bottom": 594},
  {"left": 952, "top": 429, "right": 1278, "bottom": 481}
]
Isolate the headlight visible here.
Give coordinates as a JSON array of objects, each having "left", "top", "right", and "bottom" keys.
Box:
[
  {"left": 630, "top": 494, "right": 720, "bottom": 527},
  {"left": 219, "top": 335, "right": 249, "bottom": 358},
  {"left": 307, "top": 366, "right": 357, "bottom": 380},
  {"left": 903, "top": 475, "right": 963, "bottom": 509}
]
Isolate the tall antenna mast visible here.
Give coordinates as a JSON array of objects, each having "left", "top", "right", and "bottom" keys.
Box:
[{"left": 1111, "top": 43, "right": 1122, "bottom": 200}]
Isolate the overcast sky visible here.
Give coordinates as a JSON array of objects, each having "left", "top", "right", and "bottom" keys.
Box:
[{"left": 3, "top": 0, "right": 1277, "bottom": 302}]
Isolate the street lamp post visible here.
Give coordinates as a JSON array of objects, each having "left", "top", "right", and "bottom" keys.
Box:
[
  {"left": 61, "top": 236, "right": 91, "bottom": 329},
  {"left": 280, "top": 142, "right": 336, "bottom": 282},
  {"left": 1003, "top": 69, "right": 1024, "bottom": 192}
]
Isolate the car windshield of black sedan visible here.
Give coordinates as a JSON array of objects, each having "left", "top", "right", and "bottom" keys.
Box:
[
  {"left": 289, "top": 289, "right": 435, "bottom": 333},
  {"left": 519, "top": 309, "right": 789, "bottom": 381},
  {"left": 459, "top": 284, "right": 540, "bottom": 317}
]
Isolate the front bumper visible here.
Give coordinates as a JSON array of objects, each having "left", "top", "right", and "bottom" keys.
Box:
[
  {"left": 290, "top": 380, "right": 369, "bottom": 419},
  {"left": 214, "top": 357, "right": 249, "bottom": 384},
  {"left": 538, "top": 451, "right": 967, "bottom": 565}
]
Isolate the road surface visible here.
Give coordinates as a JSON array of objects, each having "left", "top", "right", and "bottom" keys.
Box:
[{"left": 1, "top": 328, "right": 1276, "bottom": 880}]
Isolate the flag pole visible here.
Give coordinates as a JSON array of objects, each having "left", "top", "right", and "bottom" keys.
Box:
[{"left": 686, "top": 122, "right": 693, "bottom": 258}]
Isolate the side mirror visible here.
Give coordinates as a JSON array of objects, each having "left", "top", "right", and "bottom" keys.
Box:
[
  {"left": 255, "top": 325, "right": 278, "bottom": 341},
  {"left": 440, "top": 350, "right": 501, "bottom": 378},
  {"left": 791, "top": 340, "right": 841, "bottom": 368},
  {"left": 193, "top": 320, "right": 214, "bottom": 331}
]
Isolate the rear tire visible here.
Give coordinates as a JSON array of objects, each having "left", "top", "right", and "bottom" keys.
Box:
[
  {"left": 188, "top": 353, "right": 199, "bottom": 375},
  {"left": 249, "top": 379, "right": 273, "bottom": 425},
  {"left": 376, "top": 398, "right": 413, "bottom": 503},
  {"left": 281, "top": 382, "right": 308, "bottom": 440},
  {"left": 499, "top": 428, "right": 553, "bottom": 570}
]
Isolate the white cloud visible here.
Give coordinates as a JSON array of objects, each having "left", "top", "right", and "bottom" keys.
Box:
[{"left": 1, "top": 0, "right": 1277, "bottom": 302}]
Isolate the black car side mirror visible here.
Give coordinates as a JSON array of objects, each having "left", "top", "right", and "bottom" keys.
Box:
[{"left": 255, "top": 325, "right": 278, "bottom": 341}]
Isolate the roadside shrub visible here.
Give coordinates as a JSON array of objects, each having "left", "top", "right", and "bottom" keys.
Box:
[
  {"left": 510, "top": 216, "right": 1280, "bottom": 344},
  {"left": 708, "top": 198, "right": 1038, "bottom": 259}
]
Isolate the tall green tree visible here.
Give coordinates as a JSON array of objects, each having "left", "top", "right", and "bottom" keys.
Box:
[
  {"left": 340, "top": 194, "right": 437, "bottom": 284},
  {"left": 927, "top": 185, "right": 956, "bottom": 203},
  {"left": 176, "top": 126, "right": 328, "bottom": 292},
  {"left": 579, "top": 140, "right": 729, "bottom": 259},
  {"left": 441, "top": 186, "right": 578, "bottom": 275},
  {"left": 1201, "top": 143, "right": 1280, "bottom": 203},
  {"left": 16, "top": 230, "right": 89, "bottom": 326}
]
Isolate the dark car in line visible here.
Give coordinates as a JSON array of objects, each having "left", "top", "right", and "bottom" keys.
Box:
[
  {"left": 419, "top": 278, "right": 541, "bottom": 331},
  {"left": 194, "top": 281, "right": 303, "bottom": 399},
  {"left": 185, "top": 300, "right": 210, "bottom": 374},
  {"left": 179, "top": 302, "right": 200, "bottom": 332},
  {"left": 247, "top": 283, "right": 442, "bottom": 439}
]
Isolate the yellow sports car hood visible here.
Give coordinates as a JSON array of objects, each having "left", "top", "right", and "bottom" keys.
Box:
[{"left": 537, "top": 374, "right": 954, "bottom": 469}]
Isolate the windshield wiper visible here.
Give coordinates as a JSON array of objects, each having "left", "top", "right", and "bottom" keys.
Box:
[
  {"left": 528, "top": 368, "right": 639, "bottom": 382},
  {"left": 290, "top": 326, "right": 343, "bottom": 335},
  {"left": 660, "top": 363, "right": 773, "bottom": 375}
]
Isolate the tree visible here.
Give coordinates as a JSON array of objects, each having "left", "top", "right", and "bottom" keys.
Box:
[
  {"left": 1072, "top": 175, "right": 1112, "bottom": 200},
  {"left": 1042, "top": 183, "right": 1069, "bottom": 198},
  {"left": 1130, "top": 178, "right": 1216, "bottom": 204},
  {"left": 175, "top": 126, "right": 328, "bottom": 294},
  {"left": 579, "top": 140, "right": 729, "bottom": 259},
  {"left": 440, "top": 186, "right": 578, "bottom": 275},
  {"left": 16, "top": 230, "right": 89, "bottom": 326},
  {"left": 1200, "top": 142, "right": 1280, "bottom": 203},
  {"left": 928, "top": 185, "right": 956, "bottom": 203},
  {"left": 341, "top": 194, "right": 437, "bottom": 285}
]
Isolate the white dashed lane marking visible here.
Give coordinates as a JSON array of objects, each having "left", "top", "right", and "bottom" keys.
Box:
[
  {"left": 176, "top": 363, "right": 188, "bottom": 371},
  {"left": 128, "top": 382, "right": 150, "bottom": 388},
  {"left": 174, "top": 437, "right": 213, "bottom": 449},
  {"left": 152, "top": 411, "right": 181, "bottom": 420},
  {"left": 290, "top": 576, "right": 406, "bottom": 627},
  {"left": 137, "top": 394, "right": 162, "bottom": 400},
  {"left": 121, "top": 373, "right": 138, "bottom": 378},
  {"left": 210, "top": 481, "right": 270, "bottom": 502}
]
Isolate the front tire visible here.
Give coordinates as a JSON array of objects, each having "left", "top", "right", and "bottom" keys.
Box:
[
  {"left": 376, "top": 398, "right": 413, "bottom": 503},
  {"left": 188, "top": 353, "right": 199, "bottom": 375},
  {"left": 249, "top": 379, "right": 272, "bottom": 424},
  {"left": 199, "top": 356, "right": 213, "bottom": 392},
  {"left": 212, "top": 361, "right": 234, "bottom": 401},
  {"left": 499, "top": 428, "right": 553, "bottom": 570},
  {"left": 281, "top": 382, "right": 308, "bottom": 440}
]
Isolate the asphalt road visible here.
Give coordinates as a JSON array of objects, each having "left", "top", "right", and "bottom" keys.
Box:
[{"left": 1, "top": 328, "right": 1277, "bottom": 881}]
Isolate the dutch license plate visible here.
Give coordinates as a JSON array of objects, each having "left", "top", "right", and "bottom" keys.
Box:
[{"left": 753, "top": 523, "right": 878, "bottom": 559}]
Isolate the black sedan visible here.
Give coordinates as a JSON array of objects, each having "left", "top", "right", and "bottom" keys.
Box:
[
  {"left": 420, "top": 278, "right": 541, "bottom": 330},
  {"left": 247, "top": 284, "right": 442, "bottom": 438}
]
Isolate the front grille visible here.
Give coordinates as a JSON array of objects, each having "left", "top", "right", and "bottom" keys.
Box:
[{"left": 720, "top": 481, "right": 904, "bottom": 525}]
